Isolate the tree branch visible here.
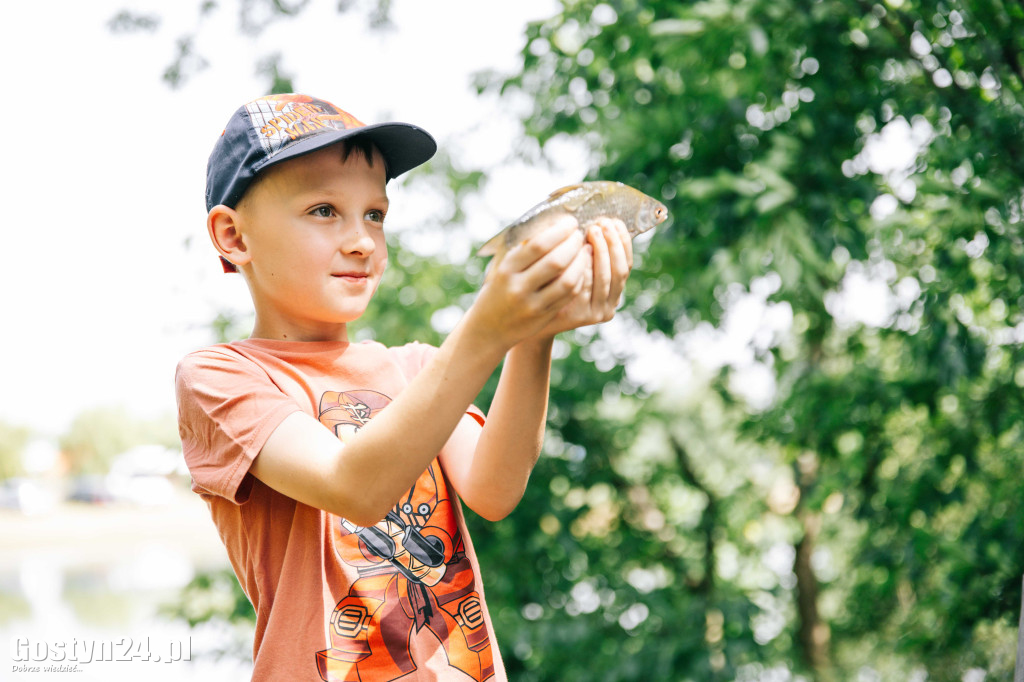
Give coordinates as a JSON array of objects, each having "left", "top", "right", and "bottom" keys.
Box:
[{"left": 669, "top": 434, "right": 717, "bottom": 595}]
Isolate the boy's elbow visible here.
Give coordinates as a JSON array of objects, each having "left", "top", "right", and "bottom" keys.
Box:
[
  {"left": 322, "top": 454, "right": 406, "bottom": 527},
  {"left": 332, "top": 497, "right": 394, "bottom": 528},
  {"left": 469, "top": 495, "right": 522, "bottom": 523},
  {"left": 458, "top": 475, "right": 530, "bottom": 522},
  {"left": 477, "top": 507, "right": 513, "bottom": 523}
]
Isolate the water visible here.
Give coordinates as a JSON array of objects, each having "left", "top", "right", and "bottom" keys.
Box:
[{"left": 1, "top": 490, "right": 254, "bottom": 681}]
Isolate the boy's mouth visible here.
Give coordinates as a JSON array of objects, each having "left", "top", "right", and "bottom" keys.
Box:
[{"left": 332, "top": 271, "right": 369, "bottom": 281}]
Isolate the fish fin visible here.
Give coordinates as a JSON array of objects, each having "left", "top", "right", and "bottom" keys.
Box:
[
  {"left": 476, "top": 230, "right": 505, "bottom": 257},
  {"left": 546, "top": 184, "right": 583, "bottom": 200},
  {"left": 546, "top": 183, "right": 596, "bottom": 211}
]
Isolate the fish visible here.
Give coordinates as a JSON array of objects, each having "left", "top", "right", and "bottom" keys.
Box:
[{"left": 477, "top": 181, "right": 669, "bottom": 261}]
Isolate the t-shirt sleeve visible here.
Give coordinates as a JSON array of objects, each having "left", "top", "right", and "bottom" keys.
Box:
[
  {"left": 389, "top": 341, "right": 486, "bottom": 425},
  {"left": 175, "top": 348, "right": 302, "bottom": 503}
]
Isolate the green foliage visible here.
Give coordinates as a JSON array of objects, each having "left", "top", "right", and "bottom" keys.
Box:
[
  {"left": 0, "top": 421, "right": 30, "bottom": 480},
  {"left": 111, "top": 0, "right": 393, "bottom": 90},
  {"left": 59, "top": 407, "right": 179, "bottom": 475},
  {"left": 107, "top": 10, "right": 160, "bottom": 33},
  {"left": 0, "top": 590, "right": 31, "bottom": 625},
  {"left": 160, "top": 567, "right": 256, "bottom": 660},
  {"left": 163, "top": 567, "right": 256, "bottom": 627},
  {"left": 209, "top": 310, "right": 255, "bottom": 344},
  {"left": 256, "top": 53, "right": 296, "bottom": 94}
]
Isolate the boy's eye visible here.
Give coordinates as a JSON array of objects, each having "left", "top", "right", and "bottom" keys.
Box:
[
  {"left": 311, "top": 205, "right": 335, "bottom": 218},
  {"left": 365, "top": 209, "right": 386, "bottom": 223}
]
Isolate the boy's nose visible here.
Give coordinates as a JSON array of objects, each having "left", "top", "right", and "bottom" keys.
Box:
[{"left": 341, "top": 222, "right": 376, "bottom": 256}]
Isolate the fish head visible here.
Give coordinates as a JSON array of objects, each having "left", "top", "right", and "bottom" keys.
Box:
[{"left": 634, "top": 197, "right": 669, "bottom": 234}]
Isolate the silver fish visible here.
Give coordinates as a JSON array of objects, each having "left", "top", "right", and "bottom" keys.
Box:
[{"left": 477, "top": 181, "right": 669, "bottom": 260}]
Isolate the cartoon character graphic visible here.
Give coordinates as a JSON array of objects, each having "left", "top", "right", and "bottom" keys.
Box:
[
  {"left": 245, "top": 94, "right": 365, "bottom": 153},
  {"left": 315, "top": 390, "right": 495, "bottom": 681}
]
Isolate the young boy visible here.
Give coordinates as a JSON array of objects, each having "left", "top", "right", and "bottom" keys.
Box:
[{"left": 175, "top": 93, "right": 633, "bottom": 681}]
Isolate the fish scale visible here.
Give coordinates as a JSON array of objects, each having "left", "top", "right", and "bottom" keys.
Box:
[{"left": 477, "top": 180, "right": 669, "bottom": 261}]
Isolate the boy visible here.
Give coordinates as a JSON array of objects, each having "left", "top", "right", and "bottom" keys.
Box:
[{"left": 175, "top": 93, "right": 633, "bottom": 681}]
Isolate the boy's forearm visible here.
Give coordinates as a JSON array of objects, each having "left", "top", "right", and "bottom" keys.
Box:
[
  {"left": 450, "top": 336, "right": 554, "bottom": 520},
  {"left": 327, "top": 316, "right": 512, "bottom": 524}
]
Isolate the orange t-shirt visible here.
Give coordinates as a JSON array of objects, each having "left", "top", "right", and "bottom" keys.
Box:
[{"left": 175, "top": 338, "right": 505, "bottom": 681}]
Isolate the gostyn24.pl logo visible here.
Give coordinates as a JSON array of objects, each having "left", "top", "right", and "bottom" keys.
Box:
[{"left": 11, "top": 637, "right": 191, "bottom": 666}]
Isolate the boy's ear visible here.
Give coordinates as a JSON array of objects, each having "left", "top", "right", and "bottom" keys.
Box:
[{"left": 207, "top": 205, "right": 251, "bottom": 271}]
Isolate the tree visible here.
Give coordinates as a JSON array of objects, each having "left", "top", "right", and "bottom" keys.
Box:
[{"left": 479, "top": 0, "right": 1024, "bottom": 678}]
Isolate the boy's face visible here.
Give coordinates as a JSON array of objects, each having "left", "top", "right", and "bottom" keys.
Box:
[{"left": 234, "top": 143, "right": 390, "bottom": 341}]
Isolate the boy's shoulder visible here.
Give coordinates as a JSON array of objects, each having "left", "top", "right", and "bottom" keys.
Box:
[
  {"left": 174, "top": 339, "right": 266, "bottom": 379},
  {"left": 175, "top": 338, "right": 438, "bottom": 377}
]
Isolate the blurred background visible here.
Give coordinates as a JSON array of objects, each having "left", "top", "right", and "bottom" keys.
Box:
[{"left": 2, "top": 0, "right": 1023, "bottom": 680}]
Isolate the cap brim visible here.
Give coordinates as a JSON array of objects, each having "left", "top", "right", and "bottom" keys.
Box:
[{"left": 253, "top": 122, "right": 437, "bottom": 181}]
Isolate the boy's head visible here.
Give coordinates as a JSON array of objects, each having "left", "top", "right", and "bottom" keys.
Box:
[{"left": 206, "top": 93, "right": 436, "bottom": 272}]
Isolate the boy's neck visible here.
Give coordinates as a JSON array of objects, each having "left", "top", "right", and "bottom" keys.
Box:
[{"left": 250, "top": 318, "right": 351, "bottom": 343}]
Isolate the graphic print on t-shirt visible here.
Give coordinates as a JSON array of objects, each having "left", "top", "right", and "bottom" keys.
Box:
[{"left": 315, "top": 389, "right": 495, "bottom": 682}]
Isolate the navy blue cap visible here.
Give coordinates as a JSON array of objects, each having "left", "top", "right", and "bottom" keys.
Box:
[{"left": 205, "top": 94, "right": 437, "bottom": 212}]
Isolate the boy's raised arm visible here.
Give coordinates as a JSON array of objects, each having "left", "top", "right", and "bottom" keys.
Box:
[
  {"left": 250, "top": 219, "right": 592, "bottom": 526},
  {"left": 441, "top": 217, "right": 634, "bottom": 520}
]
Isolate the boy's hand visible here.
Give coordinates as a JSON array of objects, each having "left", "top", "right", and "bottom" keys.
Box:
[
  {"left": 528, "top": 216, "right": 634, "bottom": 339},
  {"left": 468, "top": 215, "right": 590, "bottom": 351}
]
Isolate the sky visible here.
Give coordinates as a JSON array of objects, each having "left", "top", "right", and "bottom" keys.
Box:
[{"left": 1, "top": 0, "right": 579, "bottom": 437}]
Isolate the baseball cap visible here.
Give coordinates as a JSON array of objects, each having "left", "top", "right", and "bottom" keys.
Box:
[{"left": 205, "top": 93, "right": 437, "bottom": 212}]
